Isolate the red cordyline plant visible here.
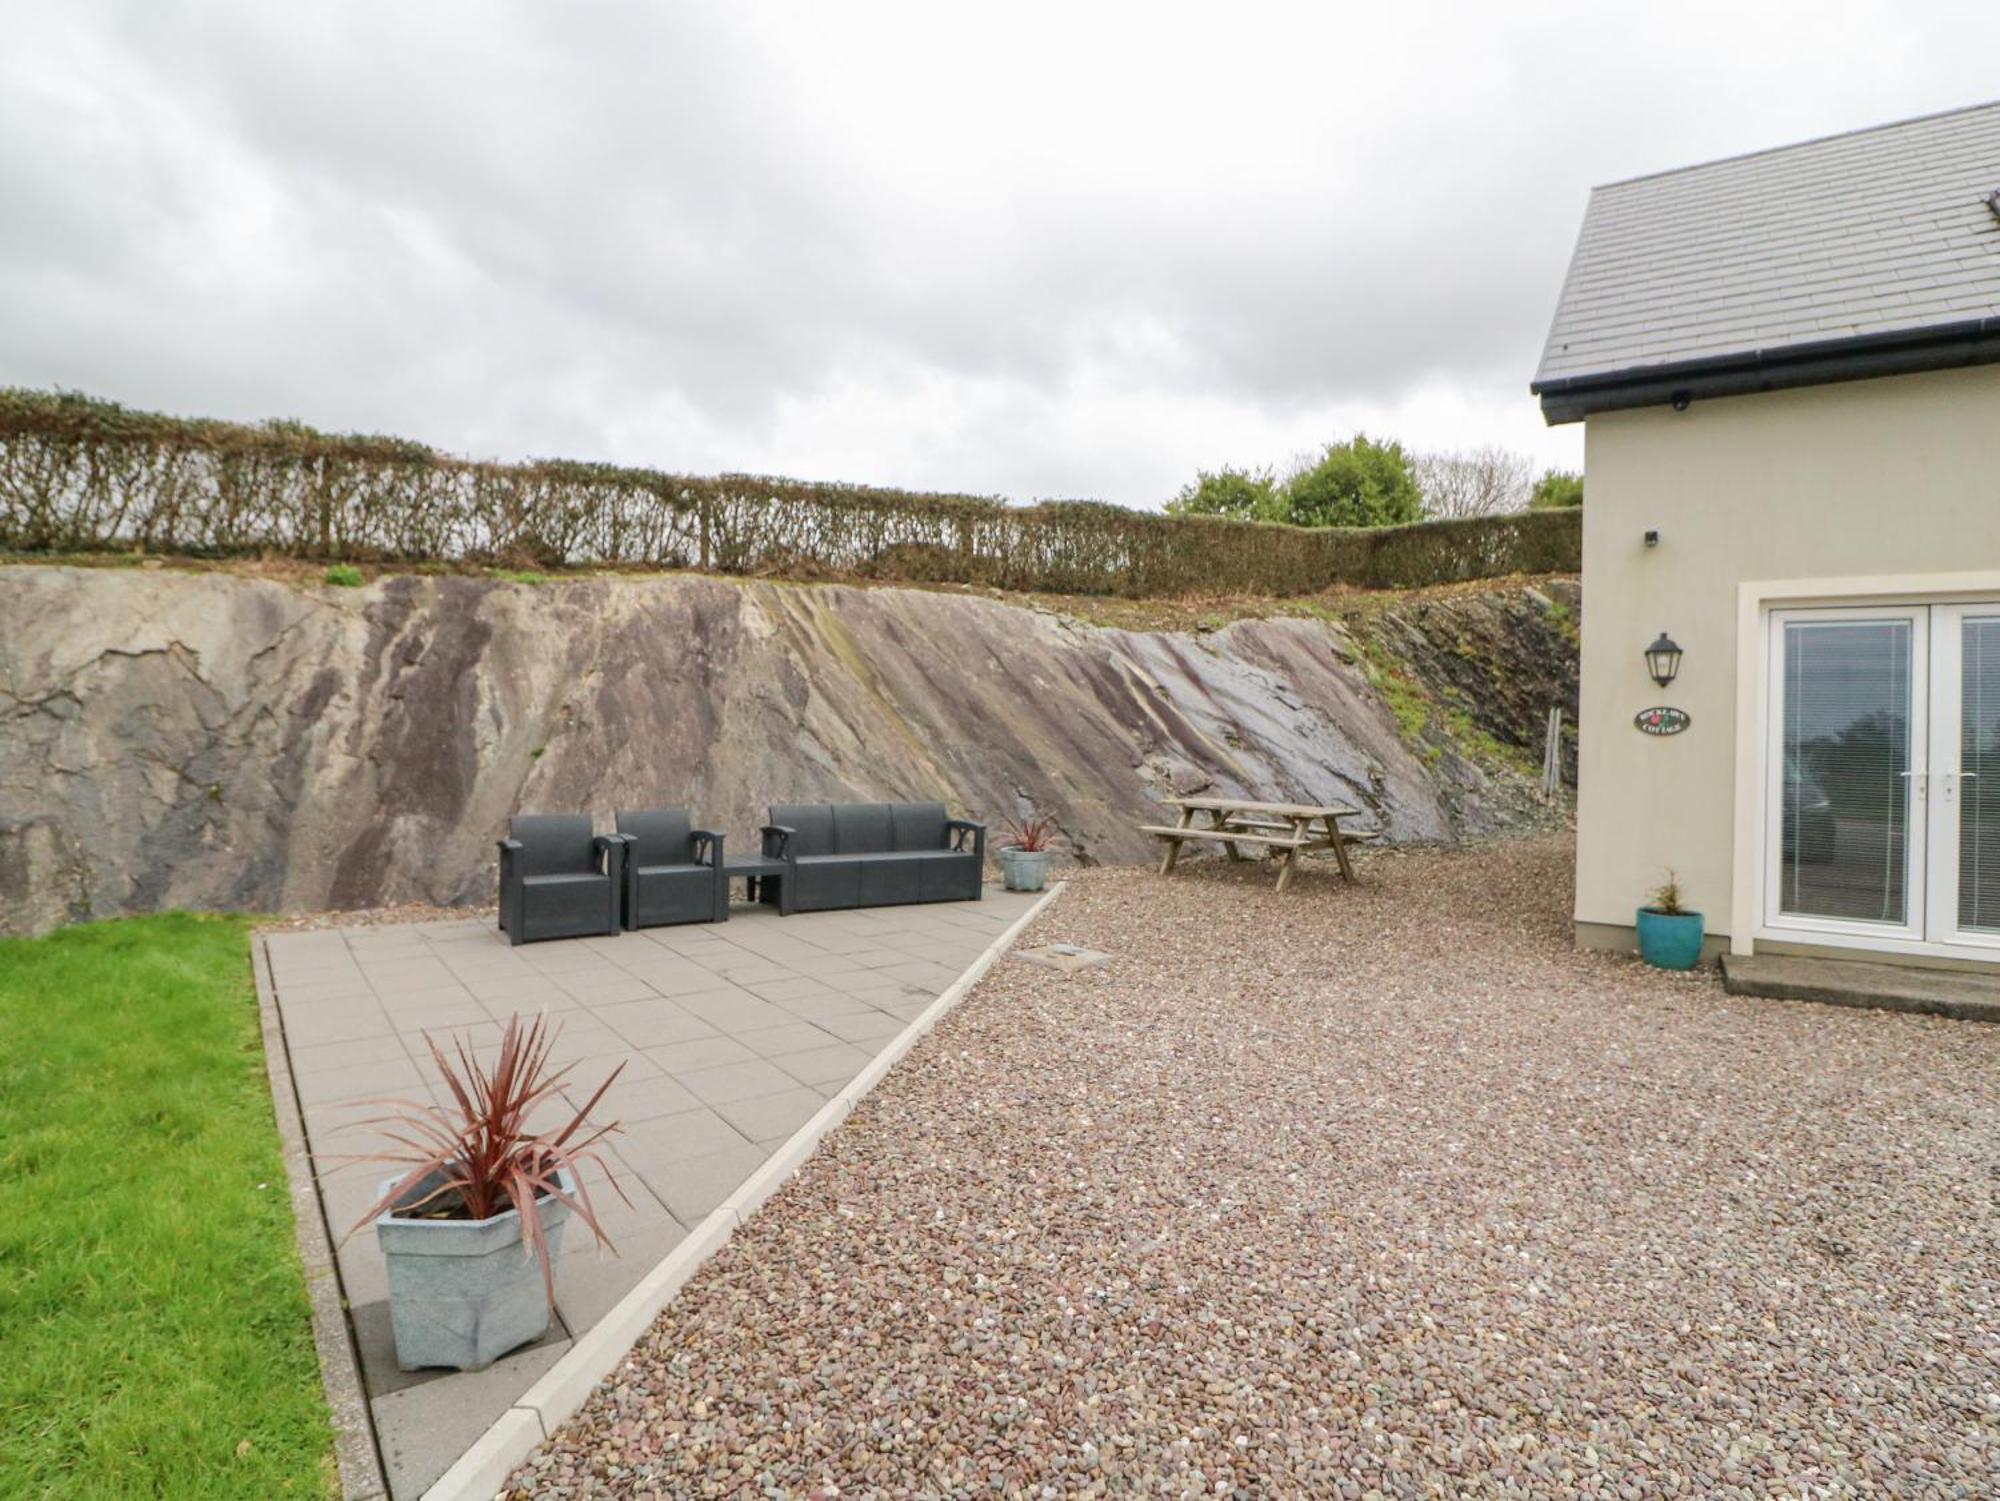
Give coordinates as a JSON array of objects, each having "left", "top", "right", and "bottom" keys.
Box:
[
  {"left": 344, "top": 1013, "right": 629, "bottom": 1311},
  {"left": 1004, "top": 815, "right": 1060, "bottom": 852}
]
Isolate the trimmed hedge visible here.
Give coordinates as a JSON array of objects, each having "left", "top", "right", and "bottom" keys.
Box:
[{"left": 0, "top": 389, "right": 1578, "bottom": 596}]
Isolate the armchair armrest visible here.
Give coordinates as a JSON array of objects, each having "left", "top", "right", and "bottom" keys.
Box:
[
  {"left": 496, "top": 838, "right": 524, "bottom": 936},
  {"left": 592, "top": 833, "right": 627, "bottom": 880},
  {"left": 945, "top": 818, "right": 987, "bottom": 859},
  {"left": 691, "top": 829, "right": 725, "bottom": 866},
  {"left": 761, "top": 824, "right": 796, "bottom": 860}
]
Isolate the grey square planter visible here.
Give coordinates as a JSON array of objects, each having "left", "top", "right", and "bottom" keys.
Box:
[{"left": 374, "top": 1168, "right": 574, "bottom": 1371}]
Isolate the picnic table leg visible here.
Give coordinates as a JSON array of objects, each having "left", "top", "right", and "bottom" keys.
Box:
[
  {"left": 1216, "top": 808, "right": 1246, "bottom": 862},
  {"left": 1159, "top": 806, "right": 1193, "bottom": 875},
  {"left": 1326, "top": 815, "right": 1357, "bottom": 883},
  {"left": 1269, "top": 814, "right": 1312, "bottom": 891}
]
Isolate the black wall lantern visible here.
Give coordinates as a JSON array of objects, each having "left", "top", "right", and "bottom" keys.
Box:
[{"left": 1644, "top": 631, "right": 1684, "bottom": 689}]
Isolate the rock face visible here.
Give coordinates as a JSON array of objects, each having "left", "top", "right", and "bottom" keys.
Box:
[{"left": 0, "top": 565, "right": 1577, "bottom": 934}]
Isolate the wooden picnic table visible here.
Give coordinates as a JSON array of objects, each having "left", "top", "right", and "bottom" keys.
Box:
[{"left": 1137, "top": 795, "right": 1379, "bottom": 893}]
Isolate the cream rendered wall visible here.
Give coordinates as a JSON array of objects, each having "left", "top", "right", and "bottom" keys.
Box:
[{"left": 1574, "top": 362, "right": 2000, "bottom": 946}]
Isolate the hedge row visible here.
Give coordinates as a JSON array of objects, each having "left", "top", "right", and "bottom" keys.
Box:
[{"left": 0, "top": 389, "right": 1579, "bottom": 596}]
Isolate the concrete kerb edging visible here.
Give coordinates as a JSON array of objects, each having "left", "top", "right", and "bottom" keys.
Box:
[
  {"left": 252, "top": 936, "right": 392, "bottom": 1501},
  {"left": 423, "top": 881, "right": 1068, "bottom": 1500}
]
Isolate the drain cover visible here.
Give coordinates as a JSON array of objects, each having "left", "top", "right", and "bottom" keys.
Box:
[{"left": 1015, "top": 943, "right": 1112, "bottom": 973}]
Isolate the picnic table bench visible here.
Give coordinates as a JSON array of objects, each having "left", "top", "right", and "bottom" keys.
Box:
[{"left": 1139, "top": 795, "right": 1380, "bottom": 893}]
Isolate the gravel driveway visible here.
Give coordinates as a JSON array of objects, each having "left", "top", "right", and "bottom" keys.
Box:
[{"left": 508, "top": 837, "right": 1998, "bottom": 1498}]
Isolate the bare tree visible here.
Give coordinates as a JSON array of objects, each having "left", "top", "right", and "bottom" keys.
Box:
[{"left": 1413, "top": 445, "right": 1536, "bottom": 519}]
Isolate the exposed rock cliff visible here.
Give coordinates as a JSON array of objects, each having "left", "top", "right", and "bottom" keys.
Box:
[{"left": 0, "top": 565, "right": 1577, "bottom": 934}]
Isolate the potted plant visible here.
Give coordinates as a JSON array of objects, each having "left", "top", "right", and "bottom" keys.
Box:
[
  {"left": 997, "top": 815, "right": 1059, "bottom": 892},
  {"left": 1636, "top": 870, "right": 1705, "bottom": 971},
  {"left": 345, "top": 1014, "right": 627, "bottom": 1371}
]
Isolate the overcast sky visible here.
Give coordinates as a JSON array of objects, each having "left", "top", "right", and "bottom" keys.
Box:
[{"left": 3, "top": 4, "right": 1996, "bottom": 508}]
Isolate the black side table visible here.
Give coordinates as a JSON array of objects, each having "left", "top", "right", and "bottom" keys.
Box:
[{"left": 720, "top": 855, "right": 787, "bottom": 915}]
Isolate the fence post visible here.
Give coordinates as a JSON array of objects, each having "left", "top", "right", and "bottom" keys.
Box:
[{"left": 1541, "top": 706, "right": 1563, "bottom": 800}]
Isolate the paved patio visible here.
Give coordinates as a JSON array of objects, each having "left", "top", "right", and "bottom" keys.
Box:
[{"left": 263, "top": 888, "right": 1041, "bottom": 1500}]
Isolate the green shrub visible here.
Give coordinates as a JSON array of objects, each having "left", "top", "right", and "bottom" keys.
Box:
[
  {"left": 1164, "top": 465, "right": 1279, "bottom": 520},
  {"left": 322, "top": 563, "right": 363, "bottom": 587},
  {"left": 1277, "top": 435, "right": 1424, "bottom": 528},
  {"left": 1529, "top": 468, "right": 1583, "bottom": 509}
]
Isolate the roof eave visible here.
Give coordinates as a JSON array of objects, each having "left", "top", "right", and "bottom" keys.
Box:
[{"left": 1532, "top": 316, "right": 2000, "bottom": 424}]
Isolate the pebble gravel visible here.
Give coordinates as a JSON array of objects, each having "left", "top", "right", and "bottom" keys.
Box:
[{"left": 507, "top": 837, "right": 1999, "bottom": 1498}]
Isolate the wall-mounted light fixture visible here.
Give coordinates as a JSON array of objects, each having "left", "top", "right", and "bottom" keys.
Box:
[{"left": 1645, "top": 631, "right": 1684, "bottom": 689}]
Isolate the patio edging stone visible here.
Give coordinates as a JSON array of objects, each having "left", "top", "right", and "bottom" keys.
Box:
[
  {"left": 252, "top": 935, "right": 392, "bottom": 1501},
  {"left": 421, "top": 881, "right": 1067, "bottom": 1501}
]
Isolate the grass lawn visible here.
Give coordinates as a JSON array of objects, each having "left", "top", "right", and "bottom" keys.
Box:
[{"left": 0, "top": 914, "right": 333, "bottom": 1498}]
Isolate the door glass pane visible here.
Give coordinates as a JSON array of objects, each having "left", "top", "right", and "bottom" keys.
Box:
[
  {"left": 1779, "top": 619, "right": 1913, "bottom": 924},
  {"left": 1959, "top": 617, "right": 2000, "bottom": 932}
]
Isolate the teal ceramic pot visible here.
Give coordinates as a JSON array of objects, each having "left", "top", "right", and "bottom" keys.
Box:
[{"left": 1635, "top": 907, "right": 1704, "bottom": 970}]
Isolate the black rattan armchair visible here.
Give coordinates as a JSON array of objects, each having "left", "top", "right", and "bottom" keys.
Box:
[
  {"left": 496, "top": 814, "right": 623, "bottom": 945},
  {"left": 615, "top": 808, "right": 725, "bottom": 929}
]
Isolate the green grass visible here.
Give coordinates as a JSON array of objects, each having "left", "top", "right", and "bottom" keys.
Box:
[
  {"left": 0, "top": 914, "right": 333, "bottom": 1498},
  {"left": 322, "top": 563, "right": 363, "bottom": 588}
]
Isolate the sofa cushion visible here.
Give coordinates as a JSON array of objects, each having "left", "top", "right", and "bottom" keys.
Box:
[
  {"left": 510, "top": 815, "right": 597, "bottom": 876},
  {"left": 858, "top": 854, "right": 924, "bottom": 906},
  {"left": 890, "top": 802, "right": 948, "bottom": 851},
  {"left": 769, "top": 803, "right": 833, "bottom": 856},
  {"left": 617, "top": 808, "right": 692, "bottom": 865},
  {"left": 831, "top": 803, "right": 894, "bottom": 855},
  {"left": 792, "top": 853, "right": 860, "bottom": 909}
]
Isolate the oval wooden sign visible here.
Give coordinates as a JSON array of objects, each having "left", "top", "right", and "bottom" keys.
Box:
[{"left": 1635, "top": 706, "right": 1691, "bottom": 736}]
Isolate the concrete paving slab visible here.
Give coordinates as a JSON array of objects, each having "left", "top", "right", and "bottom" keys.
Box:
[
  {"left": 712, "top": 1086, "right": 826, "bottom": 1143},
  {"left": 644, "top": 1142, "right": 771, "bottom": 1223},
  {"left": 370, "top": 1336, "right": 571, "bottom": 1498},
  {"left": 288, "top": 1033, "right": 415, "bottom": 1077},
  {"left": 617, "top": 1107, "right": 753, "bottom": 1169},
  {"left": 815, "top": 1010, "right": 908, "bottom": 1044},
  {"left": 567, "top": 1071, "right": 701, "bottom": 1123},
  {"left": 734, "top": 1019, "right": 842, "bottom": 1056},
  {"left": 771, "top": 1041, "right": 877, "bottom": 1087},
  {"left": 632, "top": 1029, "right": 747, "bottom": 1070},
  {"left": 678, "top": 1056, "right": 800, "bottom": 1107},
  {"left": 673, "top": 991, "right": 795, "bottom": 1031},
  {"left": 593, "top": 997, "right": 717, "bottom": 1048},
  {"left": 262, "top": 887, "right": 1041, "bottom": 1499},
  {"left": 1721, "top": 951, "right": 2000, "bottom": 1022}
]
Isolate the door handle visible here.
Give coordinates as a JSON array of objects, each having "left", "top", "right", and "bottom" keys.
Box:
[{"left": 1899, "top": 770, "right": 1929, "bottom": 798}]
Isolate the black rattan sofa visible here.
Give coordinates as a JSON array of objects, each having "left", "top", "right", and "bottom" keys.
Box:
[
  {"left": 496, "top": 814, "right": 624, "bottom": 945},
  {"left": 759, "top": 802, "right": 984, "bottom": 915},
  {"left": 615, "top": 807, "right": 726, "bottom": 928}
]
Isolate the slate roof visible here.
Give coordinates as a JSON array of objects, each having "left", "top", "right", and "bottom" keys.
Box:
[{"left": 1534, "top": 101, "right": 2000, "bottom": 417}]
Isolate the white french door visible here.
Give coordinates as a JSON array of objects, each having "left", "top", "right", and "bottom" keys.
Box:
[
  {"left": 1927, "top": 604, "right": 2000, "bottom": 948},
  {"left": 1766, "top": 602, "right": 2000, "bottom": 955}
]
